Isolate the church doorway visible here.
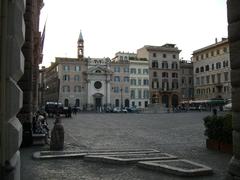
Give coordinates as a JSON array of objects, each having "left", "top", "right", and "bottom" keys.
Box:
[
  {"left": 93, "top": 93, "right": 103, "bottom": 112},
  {"left": 95, "top": 97, "right": 102, "bottom": 111}
]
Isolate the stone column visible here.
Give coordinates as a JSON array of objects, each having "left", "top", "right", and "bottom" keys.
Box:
[
  {"left": 227, "top": 0, "right": 240, "bottom": 179},
  {"left": 87, "top": 79, "right": 92, "bottom": 110},
  {"left": 17, "top": 0, "right": 34, "bottom": 147},
  {"left": 17, "top": 0, "right": 43, "bottom": 146},
  {"left": 106, "top": 79, "right": 111, "bottom": 104}
]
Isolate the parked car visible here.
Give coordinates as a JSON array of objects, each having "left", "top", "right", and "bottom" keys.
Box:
[
  {"left": 121, "top": 108, "right": 128, "bottom": 113},
  {"left": 105, "top": 107, "right": 113, "bottom": 113},
  {"left": 126, "top": 107, "right": 139, "bottom": 113},
  {"left": 113, "top": 107, "right": 121, "bottom": 113},
  {"left": 223, "top": 103, "right": 232, "bottom": 111}
]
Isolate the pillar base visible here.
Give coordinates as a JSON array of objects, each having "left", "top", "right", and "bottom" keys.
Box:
[
  {"left": 227, "top": 156, "right": 240, "bottom": 178},
  {"left": 21, "top": 122, "right": 33, "bottom": 147}
]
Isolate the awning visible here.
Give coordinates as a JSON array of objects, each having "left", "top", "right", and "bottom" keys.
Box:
[{"left": 208, "top": 99, "right": 225, "bottom": 105}]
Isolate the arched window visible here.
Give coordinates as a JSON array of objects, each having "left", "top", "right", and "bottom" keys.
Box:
[{"left": 195, "top": 68, "right": 199, "bottom": 73}]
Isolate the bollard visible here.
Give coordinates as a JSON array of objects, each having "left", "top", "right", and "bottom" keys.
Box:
[{"left": 50, "top": 116, "right": 64, "bottom": 150}]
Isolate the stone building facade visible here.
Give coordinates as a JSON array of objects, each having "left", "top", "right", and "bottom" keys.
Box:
[
  {"left": 179, "top": 60, "right": 194, "bottom": 102},
  {"left": 192, "top": 38, "right": 231, "bottom": 102},
  {"left": 57, "top": 57, "right": 88, "bottom": 108},
  {"left": 137, "top": 44, "right": 181, "bottom": 110},
  {"left": 129, "top": 59, "right": 150, "bottom": 109},
  {"left": 85, "top": 57, "right": 112, "bottom": 111},
  {"left": 110, "top": 56, "right": 130, "bottom": 109},
  {"left": 110, "top": 52, "right": 149, "bottom": 109}
]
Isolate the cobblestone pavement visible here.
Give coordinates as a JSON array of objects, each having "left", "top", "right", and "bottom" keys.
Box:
[{"left": 21, "top": 112, "right": 231, "bottom": 180}]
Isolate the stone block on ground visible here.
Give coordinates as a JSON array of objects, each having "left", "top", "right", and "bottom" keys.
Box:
[
  {"left": 138, "top": 159, "right": 213, "bottom": 177},
  {"left": 84, "top": 152, "right": 177, "bottom": 165}
]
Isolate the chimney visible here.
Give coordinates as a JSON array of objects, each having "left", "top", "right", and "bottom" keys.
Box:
[
  {"left": 215, "top": 38, "right": 218, "bottom": 44},
  {"left": 222, "top": 37, "right": 227, "bottom": 41}
]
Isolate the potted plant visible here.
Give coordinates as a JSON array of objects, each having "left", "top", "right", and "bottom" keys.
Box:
[{"left": 203, "top": 113, "right": 232, "bottom": 154}]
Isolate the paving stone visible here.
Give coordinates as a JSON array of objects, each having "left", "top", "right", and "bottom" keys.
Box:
[
  {"left": 138, "top": 159, "right": 213, "bottom": 177},
  {"left": 32, "top": 151, "right": 87, "bottom": 159},
  {"left": 87, "top": 149, "right": 159, "bottom": 155},
  {"left": 33, "top": 149, "right": 159, "bottom": 159},
  {"left": 84, "top": 152, "right": 177, "bottom": 165}
]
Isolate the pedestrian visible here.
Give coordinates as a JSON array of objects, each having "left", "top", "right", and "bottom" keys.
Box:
[
  {"left": 213, "top": 108, "right": 217, "bottom": 116},
  {"left": 73, "top": 106, "right": 77, "bottom": 115}
]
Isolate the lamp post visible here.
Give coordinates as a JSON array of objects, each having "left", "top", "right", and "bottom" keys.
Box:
[
  {"left": 56, "top": 78, "right": 60, "bottom": 117},
  {"left": 120, "top": 88, "right": 123, "bottom": 111}
]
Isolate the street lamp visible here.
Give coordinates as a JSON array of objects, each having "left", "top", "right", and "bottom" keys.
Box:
[
  {"left": 56, "top": 78, "right": 60, "bottom": 117},
  {"left": 120, "top": 88, "right": 123, "bottom": 111}
]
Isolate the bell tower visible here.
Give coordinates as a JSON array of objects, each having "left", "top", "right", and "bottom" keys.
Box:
[{"left": 77, "top": 30, "right": 84, "bottom": 59}]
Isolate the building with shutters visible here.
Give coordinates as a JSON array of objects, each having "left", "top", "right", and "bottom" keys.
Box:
[{"left": 192, "top": 38, "right": 231, "bottom": 103}]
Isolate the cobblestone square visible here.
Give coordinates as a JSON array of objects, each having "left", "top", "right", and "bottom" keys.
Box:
[{"left": 21, "top": 112, "right": 231, "bottom": 179}]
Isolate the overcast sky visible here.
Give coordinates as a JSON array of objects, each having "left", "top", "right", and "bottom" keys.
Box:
[{"left": 40, "top": 0, "right": 228, "bottom": 67}]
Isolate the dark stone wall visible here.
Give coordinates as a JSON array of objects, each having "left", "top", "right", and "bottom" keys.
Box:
[{"left": 227, "top": 0, "right": 240, "bottom": 179}]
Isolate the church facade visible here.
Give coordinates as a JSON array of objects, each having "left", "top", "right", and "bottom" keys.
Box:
[{"left": 42, "top": 31, "right": 114, "bottom": 111}]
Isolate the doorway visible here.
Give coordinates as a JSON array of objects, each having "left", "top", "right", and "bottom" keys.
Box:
[
  {"left": 162, "top": 95, "right": 169, "bottom": 108},
  {"left": 95, "top": 97, "right": 102, "bottom": 111}
]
